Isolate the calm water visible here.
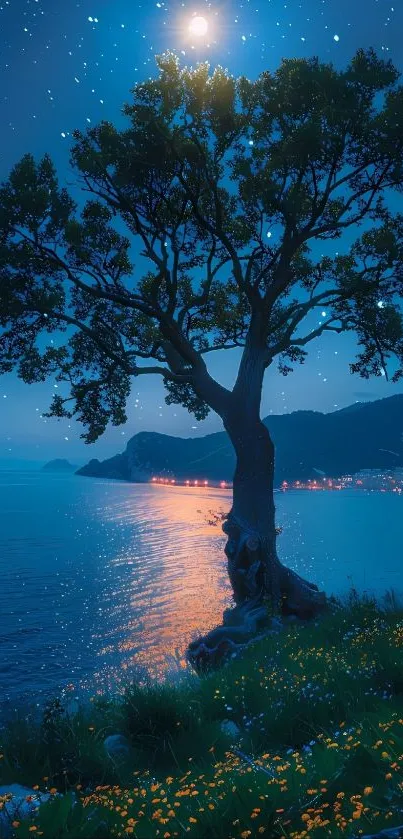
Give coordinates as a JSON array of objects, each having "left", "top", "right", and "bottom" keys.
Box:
[{"left": 0, "top": 472, "right": 402, "bottom": 709}]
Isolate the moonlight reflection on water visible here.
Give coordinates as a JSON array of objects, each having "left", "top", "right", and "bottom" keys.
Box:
[
  {"left": 89, "top": 482, "right": 234, "bottom": 689},
  {"left": 0, "top": 473, "right": 402, "bottom": 707}
]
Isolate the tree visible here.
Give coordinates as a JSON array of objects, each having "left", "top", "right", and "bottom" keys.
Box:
[{"left": 1, "top": 47, "right": 403, "bottom": 626}]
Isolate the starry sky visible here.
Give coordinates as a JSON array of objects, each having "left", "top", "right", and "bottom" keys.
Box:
[{"left": 1, "top": 0, "right": 403, "bottom": 465}]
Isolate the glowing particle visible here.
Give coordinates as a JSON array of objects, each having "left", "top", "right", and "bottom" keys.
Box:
[{"left": 334, "top": 34, "right": 340, "bottom": 41}]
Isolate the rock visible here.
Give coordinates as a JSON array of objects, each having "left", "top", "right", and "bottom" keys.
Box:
[
  {"left": 103, "top": 734, "right": 130, "bottom": 759},
  {"left": 42, "top": 459, "right": 77, "bottom": 473},
  {"left": 358, "top": 826, "right": 403, "bottom": 839},
  {"left": 220, "top": 719, "right": 241, "bottom": 739},
  {"left": 0, "top": 785, "right": 51, "bottom": 837}
]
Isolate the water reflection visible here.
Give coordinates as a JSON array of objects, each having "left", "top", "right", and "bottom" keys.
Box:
[
  {"left": 89, "top": 484, "right": 234, "bottom": 689},
  {"left": 0, "top": 474, "right": 402, "bottom": 708}
]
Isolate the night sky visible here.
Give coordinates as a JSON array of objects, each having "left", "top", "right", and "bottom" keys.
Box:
[{"left": 1, "top": 0, "right": 402, "bottom": 465}]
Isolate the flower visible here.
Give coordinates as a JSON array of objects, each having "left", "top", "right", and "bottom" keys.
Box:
[
  {"left": 363, "top": 786, "right": 373, "bottom": 795},
  {"left": 49, "top": 788, "right": 57, "bottom": 795},
  {"left": 12, "top": 822, "right": 20, "bottom": 829}
]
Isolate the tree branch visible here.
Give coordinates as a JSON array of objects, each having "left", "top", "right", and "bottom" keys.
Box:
[
  {"left": 291, "top": 318, "right": 349, "bottom": 347},
  {"left": 13, "top": 227, "right": 158, "bottom": 318}
]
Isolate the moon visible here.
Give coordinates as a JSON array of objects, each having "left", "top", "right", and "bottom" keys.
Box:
[{"left": 188, "top": 15, "right": 209, "bottom": 37}]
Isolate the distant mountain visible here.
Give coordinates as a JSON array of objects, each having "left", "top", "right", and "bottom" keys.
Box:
[
  {"left": 42, "top": 459, "right": 78, "bottom": 473},
  {"left": 77, "top": 395, "right": 403, "bottom": 486}
]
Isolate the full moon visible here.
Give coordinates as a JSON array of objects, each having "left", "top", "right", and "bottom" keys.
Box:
[{"left": 188, "top": 15, "right": 208, "bottom": 37}]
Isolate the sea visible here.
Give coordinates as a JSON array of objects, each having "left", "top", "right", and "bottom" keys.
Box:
[{"left": 0, "top": 471, "right": 402, "bottom": 711}]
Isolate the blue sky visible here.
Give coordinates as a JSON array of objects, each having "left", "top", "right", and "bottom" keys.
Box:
[{"left": 0, "top": 0, "right": 402, "bottom": 463}]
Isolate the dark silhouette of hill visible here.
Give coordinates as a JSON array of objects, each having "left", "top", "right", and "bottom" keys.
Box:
[
  {"left": 76, "top": 395, "right": 403, "bottom": 485},
  {"left": 42, "top": 459, "right": 77, "bottom": 473}
]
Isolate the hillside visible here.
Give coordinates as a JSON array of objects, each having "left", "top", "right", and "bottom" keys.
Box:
[{"left": 76, "top": 394, "right": 403, "bottom": 485}]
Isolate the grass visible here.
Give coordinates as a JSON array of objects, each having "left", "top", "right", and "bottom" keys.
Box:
[{"left": 1, "top": 586, "right": 403, "bottom": 838}]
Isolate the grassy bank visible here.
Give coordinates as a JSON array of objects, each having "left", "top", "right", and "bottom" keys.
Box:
[{"left": 1, "top": 587, "right": 403, "bottom": 838}]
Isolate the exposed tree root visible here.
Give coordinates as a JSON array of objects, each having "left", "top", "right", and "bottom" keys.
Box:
[{"left": 186, "top": 513, "right": 327, "bottom": 674}]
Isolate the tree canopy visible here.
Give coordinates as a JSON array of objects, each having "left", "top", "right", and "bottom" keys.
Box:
[{"left": 1, "top": 47, "right": 403, "bottom": 441}]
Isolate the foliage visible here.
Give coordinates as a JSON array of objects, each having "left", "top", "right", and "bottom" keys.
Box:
[
  {"left": 1, "top": 49, "right": 403, "bottom": 438},
  {"left": 2, "top": 587, "right": 403, "bottom": 837}
]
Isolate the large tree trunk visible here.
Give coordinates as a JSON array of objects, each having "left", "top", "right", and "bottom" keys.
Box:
[
  {"left": 222, "top": 413, "right": 326, "bottom": 620},
  {"left": 186, "top": 325, "right": 327, "bottom": 673}
]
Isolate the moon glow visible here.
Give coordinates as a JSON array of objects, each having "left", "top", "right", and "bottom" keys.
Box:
[{"left": 188, "top": 16, "right": 209, "bottom": 37}]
